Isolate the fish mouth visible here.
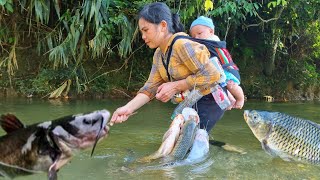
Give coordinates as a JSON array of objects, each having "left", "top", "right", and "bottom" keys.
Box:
[
  {"left": 90, "top": 123, "right": 109, "bottom": 157},
  {"left": 97, "top": 125, "right": 110, "bottom": 142},
  {"left": 59, "top": 125, "right": 109, "bottom": 152},
  {"left": 96, "top": 125, "right": 109, "bottom": 139},
  {"left": 243, "top": 110, "right": 249, "bottom": 123}
]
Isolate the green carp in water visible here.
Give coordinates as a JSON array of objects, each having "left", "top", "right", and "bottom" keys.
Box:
[
  {"left": 244, "top": 110, "right": 320, "bottom": 164},
  {"left": 132, "top": 128, "right": 209, "bottom": 172},
  {"left": 128, "top": 108, "right": 203, "bottom": 172},
  {"left": 169, "top": 108, "right": 199, "bottom": 160},
  {"left": 0, "top": 110, "right": 110, "bottom": 179},
  {"left": 139, "top": 107, "right": 199, "bottom": 163}
]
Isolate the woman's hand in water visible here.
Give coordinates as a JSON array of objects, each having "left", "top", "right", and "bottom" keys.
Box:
[{"left": 110, "top": 106, "right": 133, "bottom": 126}]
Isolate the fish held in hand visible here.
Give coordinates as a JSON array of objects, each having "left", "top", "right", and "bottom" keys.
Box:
[
  {"left": 244, "top": 110, "right": 320, "bottom": 164},
  {"left": 0, "top": 110, "right": 110, "bottom": 179},
  {"left": 182, "top": 107, "right": 200, "bottom": 124}
]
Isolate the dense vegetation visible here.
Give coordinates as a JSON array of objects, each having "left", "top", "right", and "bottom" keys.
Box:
[{"left": 0, "top": 0, "right": 319, "bottom": 100}]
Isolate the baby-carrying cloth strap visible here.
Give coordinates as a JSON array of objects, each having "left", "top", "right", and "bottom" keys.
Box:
[{"left": 161, "top": 35, "right": 235, "bottom": 81}]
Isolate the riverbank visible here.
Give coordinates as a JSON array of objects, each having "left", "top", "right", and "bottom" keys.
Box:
[
  {"left": 1, "top": 48, "right": 319, "bottom": 102},
  {"left": 0, "top": 86, "right": 319, "bottom": 102}
]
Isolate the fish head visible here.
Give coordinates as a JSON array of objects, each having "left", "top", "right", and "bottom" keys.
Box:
[
  {"left": 49, "top": 109, "right": 110, "bottom": 151},
  {"left": 186, "top": 129, "right": 210, "bottom": 161},
  {"left": 171, "top": 114, "right": 185, "bottom": 127},
  {"left": 182, "top": 107, "right": 200, "bottom": 124},
  {"left": 0, "top": 110, "right": 111, "bottom": 178},
  {"left": 243, "top": 110, "right": 273, "bottom": 142},
  {"left": 194, "top": 129, "right": 209, "bottom": 143},
  {"left": 46, "top": 110, "right": 110, "bottom": 175},
  {"left": 192, "top": 129, "right": 209, "bottom": 154},
  {"left": 196, "top": 129, "right": 209, "bottom": 141}
]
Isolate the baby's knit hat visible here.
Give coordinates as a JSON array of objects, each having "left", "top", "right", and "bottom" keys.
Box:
[{"left": 190, "top": 16, "right": 215, "bottom": 30}]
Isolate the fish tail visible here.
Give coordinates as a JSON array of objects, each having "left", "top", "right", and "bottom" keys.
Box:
[
  {"left": 0, "top": 114, "right": 25, "bottom": 133},
  {"left": 138, "top": 152, "right": 162, "bottom": 163}
]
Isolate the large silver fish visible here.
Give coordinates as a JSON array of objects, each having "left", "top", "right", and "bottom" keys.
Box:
[
  {"left": 185, "top": 128, "right": 209, "bottom": 162},
  {"left": 170, "top": 108, "right": 199, "bottom": 160},
  {"left": 133, "top": 128, "right": 209, "bottom": 172},
  {"left": 138, "top": 114, "right": 185, "bottom": 162},
  {"left": 139, "top": 107, "right": 199, "bottom": 163},
  {"left": 244, "top": 110, "right": 320, "bottom": 164},
  {"left": 0, "top": 110, "right": 110, "bottom": 179}
]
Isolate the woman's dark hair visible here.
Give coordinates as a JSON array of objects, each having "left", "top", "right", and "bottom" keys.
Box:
[{"left": 138, "top": 2, "right": 184, "bottom": 33}]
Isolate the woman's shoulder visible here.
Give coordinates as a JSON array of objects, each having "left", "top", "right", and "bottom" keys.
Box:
[
  {"left": 153, "top": 48, "right": 162, "bottom": 60},
  {"left": 171, "top": 33, "right": 210, "bottom": 58},
  {"left": 172, "top": 33, "right": 205, "bottom": 49}
]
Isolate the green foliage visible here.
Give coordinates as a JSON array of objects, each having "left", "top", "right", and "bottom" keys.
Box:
[
  {"left": 175, "top": 0, "right": 202, "bottom": 23},
  {"left": 241, "top": 58, "right": 319, "bottom": 100},
  {"left": 0, "top": 0, "right": 319, "bottom": 100},
  {"left": 310, "top": 22, "right": 320, "bottom": 59},
  {"left": 210, "top": 0, "right": 260, "bottom": 18},
  {"left": 268, "top": 0, "right": 287, "bottom": 9},
  {"left": 285, "top": 59, "right": 318, "bottom": 87},
  {"left": 89, "top": 75, "right": 111, "bottom": 93},
  {"left": 2, "top": 0, "right": 140, "bottom": 71},
  {"left": 207, "top": 0, "right": 261, "bottom": 32},
  {"left": 16, "top": 77, "right": 50, "bottom": 96},
  {"left": 15, "top": 68, "right": 72, "bottom": 95},
  {"left": 0, "top": 0, "right": 13, "bottom": 13},
  {"left": 0, "top": 0, "right": 146, "bottom": 97}
]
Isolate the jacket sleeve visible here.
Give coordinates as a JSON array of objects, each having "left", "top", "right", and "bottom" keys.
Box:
[{"left": 138, "top": 54, "right": 165, "bottom": 99}]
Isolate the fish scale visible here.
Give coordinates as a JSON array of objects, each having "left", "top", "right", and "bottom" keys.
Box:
[
  {"left": 244, "top": 110, "right": 320, "bottom": 164},
  {"left": 170, "top": 117, "right": 198, "bottom": 160},
  {"left": 269, "top": 113, "right": 320, "bottom": 162}
]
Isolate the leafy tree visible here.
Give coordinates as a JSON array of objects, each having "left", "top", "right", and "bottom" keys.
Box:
[
  {"left": 0, "top": 0, "right": 319, "bottom": 99},
  {"left": 0, "top": 0, "right": 143, "bottom": 97}
]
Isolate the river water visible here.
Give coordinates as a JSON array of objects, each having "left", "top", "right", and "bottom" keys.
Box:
[{"left": 0, "top": 98, "right": 319, "bottom": 180}]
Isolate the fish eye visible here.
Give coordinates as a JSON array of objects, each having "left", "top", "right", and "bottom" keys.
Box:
[
  {"left": 83, "top": 118, "right": 91, "bottom": 125},
  {"left": 83, "top": 118, "right": 98, "bottom": 125}
]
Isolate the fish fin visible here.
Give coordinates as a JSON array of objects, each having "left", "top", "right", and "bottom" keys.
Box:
[
  {"left": 48, "top": 169, "right": 57, "bottom": 180},
  {"left": 221, "top": 144, "right": 247, "bottom": 155},
  {"left": 48, "top": 153, "right": 61, "bottom": 180},
  {"left": 137, "top": 153, "right": 161, "bottom": 163},
  {"left": 162, "top": 129, "right": 172, "bottom": 141},
  {"left": 306, "top": 119, "right": 320, "bottom": 129},
  {"left": 209, "top": 140, "right": 226, "bottom": 147},
  {"left": 0, "top": 114, "right": 25, "bottom": 133},
  {"left": 279, "top": 155, "right": 293, "bottom": 162},
  {"left": 261, "top": 139, "right": 277, "bottom": 157}
]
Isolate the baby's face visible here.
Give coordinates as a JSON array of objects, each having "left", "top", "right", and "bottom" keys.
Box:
[{"left": 190, "top": 25, "right": 214, "bottom": 39}]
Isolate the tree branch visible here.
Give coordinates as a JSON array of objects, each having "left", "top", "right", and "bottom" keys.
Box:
[
  {"left": 244, "top": 6, "right": 284, "bottom": 28},
  {"left": 84, "top": 44, "right": 145, "bottom": 85}
]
